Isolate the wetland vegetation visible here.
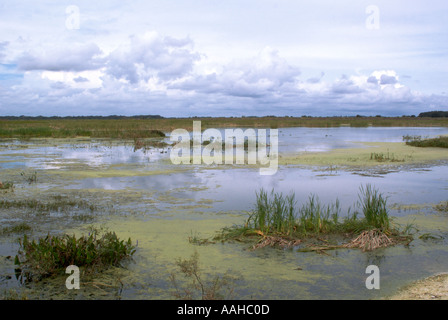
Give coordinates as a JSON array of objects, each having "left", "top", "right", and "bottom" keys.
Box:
[
  {"left": 1, "top": 116, "right": 447, "bottom": 139},
  {"left": 404, "top": 135, "right": 448, "bottom": 149},
  {"left": 1, "top": 119, "right": 448, "bottom": 300},
  {"left": 214, "top": 184, "right": 414, "bottom": 252},
  {"left": 15, "top": 227, "right": 136, "bottom": 282}
]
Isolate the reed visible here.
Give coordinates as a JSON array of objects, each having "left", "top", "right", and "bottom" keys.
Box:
[
  {"left": 357, "top": 184, "right": 390, "bottom": 231},
  {"left": 216, "top": 185, "right": 410, "bottom": 251}
]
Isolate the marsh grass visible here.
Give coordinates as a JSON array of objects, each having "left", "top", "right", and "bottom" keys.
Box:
[
  {"left": 405, "top": 135, "right": 448, "bottom": 148},
  {"left": 0, "top": 194, "right": 97, "bottom": 214},
  {"left": 15, "top": 228, "right": 136, "bottom": 281},
  {"left": 0, "top": 222, "right": 32, "bottom": 235},
  {"left": 357, "top": 184, "right": 390, "bottom": 231},
  {"left": 0, "top": 120, "right": 166, "bottom": 139},
  {"left": 370, "top": 151, "right": 404, "bottom": 163},
  {"left": 1, "top": 117, "right": 447, "bottom": 140},
  {"left": 216, "top": 185, "right": 412, "bottom": 252}
]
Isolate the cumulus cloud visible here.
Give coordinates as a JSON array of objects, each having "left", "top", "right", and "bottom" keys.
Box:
[
  {"left": 2, "top": 28, "right": 446, "bottom": 117},
  {"left": 170, "top": 47, "right": 301, "bottom": 98},
  {"left": 104, "top": 31, "right": 201, "bottom": 84},
  {"left": 17, "top": 43, "right": 103, "bottom": 72}
]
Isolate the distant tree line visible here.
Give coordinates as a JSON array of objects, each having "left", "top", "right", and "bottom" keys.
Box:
[
  {"left": 0, "top": 115, "right": 164, "bottom": 120},
  {"left": 418, "top": 111, "right": 448, "bottom": 118}
]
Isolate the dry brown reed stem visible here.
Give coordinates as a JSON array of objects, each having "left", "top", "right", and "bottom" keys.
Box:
[
  {"left": 251, "top": 231, "right": 302, "bottom": 250},
  {"left": 343, "top": 229, "right": 395, "bottom": 251}
]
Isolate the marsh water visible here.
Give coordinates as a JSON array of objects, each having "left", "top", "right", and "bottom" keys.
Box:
[{"left": 1, "top": 126, "right": 448, "bottom": 299}]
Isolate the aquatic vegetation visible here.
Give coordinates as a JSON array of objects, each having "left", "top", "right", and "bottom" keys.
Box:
[
  {"left": 20, "top": 171, "right": 37, "bottom": 184},
  {"left": 1, "top": 116, "right": 447, "bottom": 140},
  {"left": 370, "top": 152, "right": 404, "bottom": 162},
  {"left": 0, "top": 181, "right": 14, "bottom": 192},
  {"left": 169, "top": 251, "right": 236, "bottom": 300},
  {"left": 0, "top": 196, "right": 97, "bottom": 213},
  {"left": 0, "top": 222, "right": 32, "bottom": 235},
  {"left": 15, "top": 228, "right": 136, "bottom": 281},
  {"left": 216, "top": 185, "right": 412, "bottom": 252},
  {"left": 133, "top": 138, "right": 169, "bottom": 152},
  {"left": 188, "top": 231, "right": 215, "bottom": 246},
  {"left": 434, "top": 201, "right": 448, "bottom": 213},
  {"left": 357, "top": 184, "right": 390, "bottom": 231},
  {"left": 405, "top": 135, "right": 448, "bottom": 148},
  {"left": 0, "top": 120, "right": 166, "bottom": 139}
]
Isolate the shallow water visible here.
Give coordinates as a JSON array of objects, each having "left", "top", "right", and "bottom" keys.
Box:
[{"left": 0, "top": 127, "right": 447, "bottom": 300}]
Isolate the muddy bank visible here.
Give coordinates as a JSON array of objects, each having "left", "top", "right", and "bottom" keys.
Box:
[{"left": 388, "top": 273, "right": 448, "bottom": 300}]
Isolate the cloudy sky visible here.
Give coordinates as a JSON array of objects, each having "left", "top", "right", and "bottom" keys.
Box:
[{"left": 0, "top": 0, "right": 447, "bottom": 117}]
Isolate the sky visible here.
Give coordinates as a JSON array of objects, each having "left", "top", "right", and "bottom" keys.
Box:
[{"left": 0, "top": 0, "right": 447, "bottom": 117}]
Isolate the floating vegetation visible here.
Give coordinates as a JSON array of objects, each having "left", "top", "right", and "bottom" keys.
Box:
[
  {"left": 434, "top": 201, "right": 448, "bottom": 213},
  {"left": 0, "top": 222, "right": 32, "bottom": 235},
  {"left": 215, "top": 184, "right": 414, "bottom": 252},
  {"left": 188, "top": 231, "right": 215, "bottom": 246},
  {"left": 0, "top": 181, "right": 14, "bottom": 192},
  {"left": 133, "top": 138, "right": 169, "bottom": 152},
  {"left": 370, "top": 151, "right": 404, "bottom": 163},
  {"left": 15, "top": 228, "right": 136, "bottom": 282},
  {"left": 0, "top": 195, "right": 97, "bottom": 214},
  {"left": 20, "top": 171, "right": 37, "bottom": 184}
]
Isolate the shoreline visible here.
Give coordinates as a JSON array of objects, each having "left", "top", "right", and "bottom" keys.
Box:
[
  {"left": 387, "top": 273, "right": 448, "bottom": 300},
  {"left": 278, "top": 141, "right": 448, "bottom": 168}
]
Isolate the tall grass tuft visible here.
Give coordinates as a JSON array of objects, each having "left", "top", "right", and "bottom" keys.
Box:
[
  {"left": 299, "top": 195, "right": 341, "bottom": 234},
  {"left": 357, "top": 184, "right": 390, "bottom": 231},
  {"left": 15, "top": 228, "right": 136, "bottom": 281},
  {"left": 247, "top": 189, "right": 297, "bottom": 236}
]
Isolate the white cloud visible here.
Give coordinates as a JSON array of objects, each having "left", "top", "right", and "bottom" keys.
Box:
[
  {"left": 17, "top": 43, "right": 103, "bottom": 72},
  {"left": 104, "top": 31, "right": 200, "bottom": 84}
]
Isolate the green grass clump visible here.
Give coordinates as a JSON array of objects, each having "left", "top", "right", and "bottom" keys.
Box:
[
  {"left": 357, "top": 184, "right": 390, "bottom": 231},
  {"left": 405, "top": 135, "right": 448, "bottom": 148},
  {"left": 15, "top": 228, "right": 136, "bottom": 281},
  {"left": 216, "top": 184, "right": 410, "bottom": 251}
]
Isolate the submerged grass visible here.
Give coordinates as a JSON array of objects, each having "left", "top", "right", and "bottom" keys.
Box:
[
  {"left": 216, "top": 184, "right": 413, "bottom": 252},
  {"left": 0, "top": 222, "right": 32, "bottom": 235},
  {"left": 15, "top": 227, "right": 136, "bottom": 282},
  {"left": 0, "top": 196, "right": 97, "bottom": 213}
]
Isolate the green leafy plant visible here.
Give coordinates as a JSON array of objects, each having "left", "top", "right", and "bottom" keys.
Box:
[{"left": 15, "top": 228, "right": 136, "bottom": 281}]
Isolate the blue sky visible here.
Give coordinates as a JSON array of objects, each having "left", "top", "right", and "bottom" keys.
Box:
[{"left": 0, "top": 0, "right": 447, "bottom": 117}]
